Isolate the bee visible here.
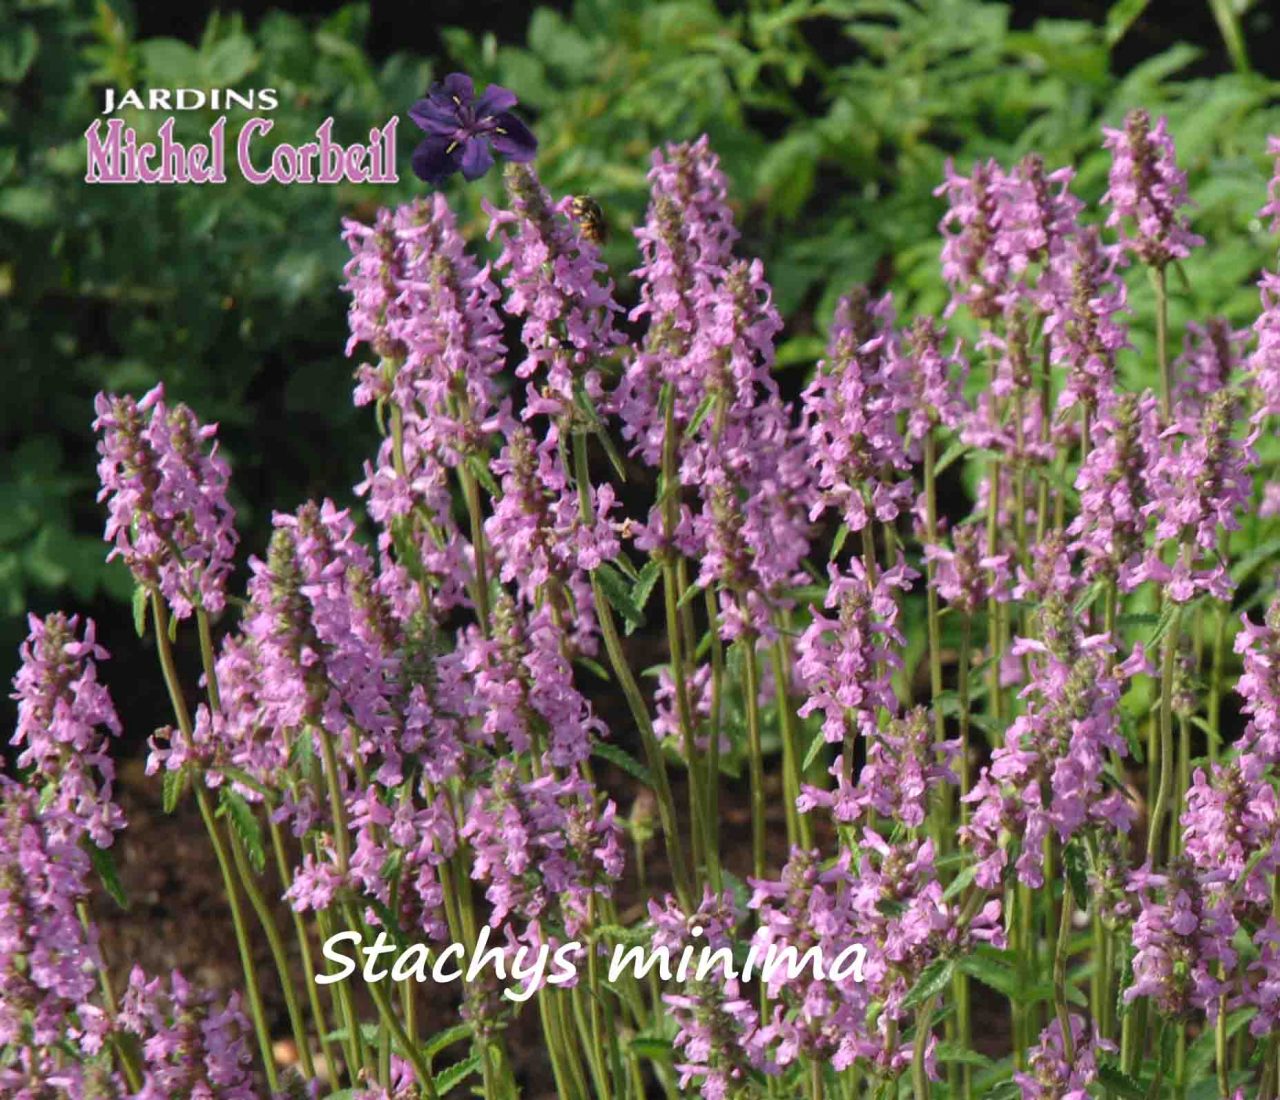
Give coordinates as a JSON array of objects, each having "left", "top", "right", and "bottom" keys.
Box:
[{"left": 570, "top": 195, "right": 608, "bottom": 245}]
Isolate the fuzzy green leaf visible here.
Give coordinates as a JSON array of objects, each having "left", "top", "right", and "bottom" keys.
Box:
[
  {"left": 219, "top": 788, "right": 265, "bottom": 873},
  {"left": 422, "top": 1022, "right": 473, "bottom": 1062},
  {"left": 435, "top": 1053, "right": 482, "bottom": 1094},
  {"left": 902, "top": 957, "right": 954, "bottom": 1010},
  {"left": 595, "top": 561, "right": 645, "bottom": 633},
  {"left": 162, "top": 767, "right": 187, "bottom": 814},
  {"left": 592, "top": 741, "right": 656, "bottom": 790},
  {"left": 86, "top": 839, "right": 129, "bottom": 910}
]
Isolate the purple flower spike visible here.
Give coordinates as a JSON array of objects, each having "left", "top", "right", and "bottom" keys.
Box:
[{"left": 408, "top": 72, "right": 537, "bottom": 184}]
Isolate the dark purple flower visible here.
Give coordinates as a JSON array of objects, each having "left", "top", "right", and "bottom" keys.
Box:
[{"left": 408, "top": 72, "right": 536, "bottom": 184}]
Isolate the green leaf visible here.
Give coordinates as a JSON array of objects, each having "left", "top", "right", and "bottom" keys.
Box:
[
  {"left": 0, "top": 24, "right": 38, "bottom": 83},
  {"left": 422, "top": 1022, "right": 473, "bottom": 1063},
  {"left": 630, "top": 1034, "right": 674, "bottom": 1062},
  {"left": 1186, "top": 1008, "right": 1252, "bottom": 1080},
  {"left": 162, "top": 768, "right": 187, "bottom": 814},
  {"left": 935, "top": 438, "right": 969, "bottom": 477},
  {"left": 465, "top": 454, "right": 500, "bottom": 498},
  {"left": 574, "top": 386, "right": 628, "bottom": 482},
  {"left": 801, "top": 731, "right": 829, "bottom": 773},
  {"left": 829, "top": 523, "right": 850, "bottom": 562},
  {"left": 575, "top": 655, "right": 611, "bottom": 682},
  {"left": 367, "top": 899, "right": 411, "bottom": 953},
  {"left": 435, "top": 1052, "right": 482, "bottom": 1095},
  {"left": 595, "top": 562, "right": 645, "bottom": 633},
  {"left": 677, "top": 582, "right": 705, "bottom": 610},
  {"left": 86, "top": 840, "right": 129, "bottom": 910},
  {"left": 204, "top": 34, "right": 257, "bottom": 84},
  {"left": 217, "top": 766, "right": 275, "bottom": 802},
  {"left": 132, "top": 586, "right": 148, "bottom": 638},
  {"left": 1062, "top": 838, "right": 1089, "bottom": 904},
  {"left": 902, "top": 957, "right": 954, "bottom": 1010},
  {"left": 1206, "top": 0, "right": 1250, "bottom": 74},
  {"left": 1095, "top": 1062, "right": 1146, "bottom": 1099},
  {"left": 933, "top": 1041, "right": 992, "bottom": 1068},
  {"left": 593, "top": 741, "right": 656, "bottom": 790},
  {"left": 942, "top": 862, "right": 976, "bottom": 902},
  {"left": 957, "top": 950, "right": 1018, "bottom": 999},
  {"left": 1104, "top": 0, "right": 1150, "bottom": 46},
  {"left": 631, "top": 560, "right": 662, "bottom": 616},
  {"left": 686, "top": 393, "right": 717, "bottom": 436},
  {"left": 218, "top": 788, "right": 266, "bottom": 873}
]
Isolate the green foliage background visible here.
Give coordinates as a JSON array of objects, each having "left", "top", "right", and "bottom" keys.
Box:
[{"left": 2, "top": 0, "right": 1279, "bottom": 706}]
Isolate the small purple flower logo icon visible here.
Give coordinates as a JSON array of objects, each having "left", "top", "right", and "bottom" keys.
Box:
[{"left": 407, "top": 72, "right": 537, "bottom": 185}]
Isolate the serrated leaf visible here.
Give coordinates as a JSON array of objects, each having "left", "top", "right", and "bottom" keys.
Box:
[
  {"left": 595, "top": 561, "right": 645, "bottom": 633},
  {"left": 632, "top": 560, "right": 662, "bottom": 615},
  {"left": 934, "top": 1041, "right": 992, "bottom": 1068},
  {"left": 219, "top": 788, "right": 265, "bottom": 873},
  {"left": 957, "top": 950, "right": 1018, "bottom": 999},
  {"left": 593, "top": 741, "right": 656, "bottom": 789},
  {"left": 435, "top": 1052, "right": 482, "bottom": 1094},
  {"left": 86, "top": 840, "right": 129, "bottom": 910},
  {"left": 1062, "top": 838, "right": 1089, "bottom": 904},
  {"left": 903, "top": 957, "right": 954, "bottom": 1010},
  {"left": 1096, "top": 1062, "right": 1146, "bottom": 1099},
  {"left": 465, "top": 454, "right": 500, "bottom": 498},
  {"left": 1185, "top": 1008, "right": 1252, "bottom": 1079},
  {"left": 324, "top": 1023, "right": 381, "bottom": 1044},
  {"left": 368, "top": 898, "right": 413, "bottom": 953},
  {"left": 162, "top": 768, "right": 187, "bottom": 813},
  {"left": 422, "top": 1022, "right": 472, "bottom": 1062},
  {"left": 217, "top": 765, "right": 275, "bottom": 802}
]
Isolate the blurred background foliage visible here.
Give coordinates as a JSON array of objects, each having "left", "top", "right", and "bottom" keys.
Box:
[{"left": 2, "top": 0, "right": 1279, "bottom": 715}]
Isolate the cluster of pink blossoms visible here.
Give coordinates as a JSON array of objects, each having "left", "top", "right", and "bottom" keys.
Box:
[{"left": 17, "top": 102, "right": 1280, "bottom": 1100}]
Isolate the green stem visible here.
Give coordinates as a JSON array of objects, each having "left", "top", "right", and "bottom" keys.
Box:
[
  {"left": 1147, "top": 605, "right": 1184, "bottom": 864},
  {"left": 1154, "top": 265, "right": 1170, "bottom": 421},
  {"left": 1053, "top": 875, "right": 1076, "bottom": 1067},
  {"left": 923, "top": 432, "right": 946, "bottom": 747},
  {"left": 79, "top": 902, "right": 144, "bottom": 1090},
  {"left": 661, "top": 552, "right": 708, "bottom": 882},
  {"left": 741, "top": 635, "right": 767, "bottom": 880},
  {"left": 911, "top": 995, "right": 939, "bottom": 1100},
  {"left": 269, "top": 819, "right": 338, "bottom": 1083},
  {"left": 195, "top": 785, "right": 281, "bottom": 1093},
  {"left": 571, "top": 430, "right": 692, "bottom": 908},
  {"left": 227, "top": 825, "right": 316, "bottom": 1080},
  {"left": 1209, "top": 602, "right": 1228, "bottom": 764},
  {"left": 150, "top": 594, "right": 279, "bottom": 1091},
  {"left": 771, "top": 637, "right": 811, "bottom": 850}
]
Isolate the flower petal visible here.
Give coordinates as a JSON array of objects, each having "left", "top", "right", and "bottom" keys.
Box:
[
  {"left": 411, "top": 137, "right": 462, "bottom": 184},
  {"left": 438, "top": 72, "right": 475, "bottom": 104},
  {"left": 459, "top": 137, "right": 494, "bottom": 181},
  {"left": 475, "top": 83, "right": 518, "bottom": 116},
  {"left": 490, "top": 112, "right": 537, "bottom": 162},
  {"left": 408, "top": 96, "right": 460, "bottom": 135}
]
